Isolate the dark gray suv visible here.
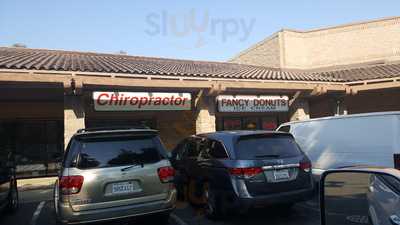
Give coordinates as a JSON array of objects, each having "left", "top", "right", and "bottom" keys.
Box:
[{"left": 171, "top": 130, "right": 314, "bottom": 218}]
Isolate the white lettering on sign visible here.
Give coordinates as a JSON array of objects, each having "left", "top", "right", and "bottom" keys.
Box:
[
  {"left": 93, "top": 92, "right": 191, "bottom": 111},
  {"left": 217, "top": 95, "right": 289, "bottom": 112}
]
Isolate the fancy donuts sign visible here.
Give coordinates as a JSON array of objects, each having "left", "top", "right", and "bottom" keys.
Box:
[
  {"left": 93, "top": 92, "right": 191, "bottom": 111},
  {"left": 217, "top": 95, "right": 289, "bottom": 112}
]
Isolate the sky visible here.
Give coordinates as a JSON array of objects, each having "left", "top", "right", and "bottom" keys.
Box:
[{"left": 0, "top": 0, "right": 399, "bottom": 61}]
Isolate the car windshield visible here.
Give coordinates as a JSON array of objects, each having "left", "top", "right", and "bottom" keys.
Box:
[
  {"left": 77, "top": 135, "right": 163, "bottom": 169},
  {"left": 235, "top": 135, "right": 302, "bottom": 160}
]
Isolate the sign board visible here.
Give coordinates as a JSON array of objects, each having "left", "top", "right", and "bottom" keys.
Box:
[
  {"left": 93, "top": 92, "right": 191, "bottom": 111},
  {"left": 217, "top": 95, "right": 289, "bottom": 112}
]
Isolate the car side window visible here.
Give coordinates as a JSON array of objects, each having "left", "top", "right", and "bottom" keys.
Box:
[
  {"left": 278, "top": 125, "right": 290, "bottom": 133},
  {"left": 377, "top": 174, "right": 400, "bottom": 194},
  {"left": 172, "top": 140, "right": 186, "bottom": 161},
  {"left": 184, "top": 139, "right": 199, "bottom": 158},
  {"left": 198, "top": 139, "right": 211, "bottom": 159},
  {"left": 210, "top": 141, "right": 228, "bottom": 159}
]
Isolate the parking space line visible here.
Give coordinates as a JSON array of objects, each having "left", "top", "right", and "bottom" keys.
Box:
[
  {"left": 30, "top": 201, "right": 46, "bottom": 225},
  {"left": 170, "top": 213, "right": 188, "bottom": 225}
]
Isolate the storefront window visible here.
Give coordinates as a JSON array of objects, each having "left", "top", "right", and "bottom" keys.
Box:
[
  {"left": 262, "top": 117, "right": 277, "bottom": 130},
  {"left": 218, "top": 116, "right": 278, "bottom": 131},
  {"left": 243, "top": 118, "right": 258, "bottom": 130},
  {"left": 222, "top": 118, "right": 241, "bottom": 130},
  {"left": 0, "top": 120, "right": 63, "bottom": 178}
]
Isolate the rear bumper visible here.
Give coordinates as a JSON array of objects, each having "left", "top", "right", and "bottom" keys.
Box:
[
  {"left": 57, "top": 189, "right": 177, "bottom": 224},
  {"left": 234, "top": 187, "right": 314, "bottom": 210}
]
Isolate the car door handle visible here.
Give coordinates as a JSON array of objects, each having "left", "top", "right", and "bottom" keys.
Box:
[{"left": 390, "top": 215, "right": 400, "bottom": 225}]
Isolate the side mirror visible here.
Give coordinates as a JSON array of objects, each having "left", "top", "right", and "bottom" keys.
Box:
[{"left": 320, "top": 169, "right": 400, "bottom": 225}]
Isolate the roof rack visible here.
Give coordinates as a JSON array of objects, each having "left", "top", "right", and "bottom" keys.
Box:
[{"left": 76, "top": 125, "right": 151, "bottom": 133}]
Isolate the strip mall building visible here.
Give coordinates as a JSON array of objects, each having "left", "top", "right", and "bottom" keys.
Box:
[{"left": 1, "top": 17, "right": 400, "bottom": 177}]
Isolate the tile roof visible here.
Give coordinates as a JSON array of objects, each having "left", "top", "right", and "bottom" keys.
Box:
[
  {"left": 314, "top": 62, "right": 400, "bottom": 82},
  {"left": 0, "top": 47, "right": 339, "bottom": 82},
  {"left": 0, "top": 47, "right": 399, "bottom": 83}
]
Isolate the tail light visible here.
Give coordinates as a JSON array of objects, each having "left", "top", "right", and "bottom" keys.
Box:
[
  {"left": 158, "top": 166, "right": 175, "bottom": 183},
  {"left": 59, "top": 176, "right": 84, "bottom": 195},
  {"left": 229, "top": 167, "right": 263, "bottom": 179},
  {"left": 300, "top": 161, "right": 312, "bottom": 172}
]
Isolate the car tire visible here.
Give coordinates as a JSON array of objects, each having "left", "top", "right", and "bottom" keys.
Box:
[
  {"left": 203, "top": 183, "right": 223, "bottom": 220},
  {"left": 7, "top": 180, "right": 18, "bottom": 213}
]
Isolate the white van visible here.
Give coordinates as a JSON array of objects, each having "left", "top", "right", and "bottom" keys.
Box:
[{"left": 277, "top": 111, "right": 400, "bottom": 181}]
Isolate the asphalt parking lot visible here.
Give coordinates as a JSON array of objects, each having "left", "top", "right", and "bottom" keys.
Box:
[{"left": 0, "top": 187, "right": 321, "bottom": 225}]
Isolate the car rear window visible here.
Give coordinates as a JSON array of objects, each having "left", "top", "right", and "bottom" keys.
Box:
[
  {"left": 76, "top": 135, "right": 163, "bottom": 169},
  {"left": 235, "top": 135, "right": 302, "bottom": 160}
]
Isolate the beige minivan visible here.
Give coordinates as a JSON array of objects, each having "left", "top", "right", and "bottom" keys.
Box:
[{"left": 54, "top": 127, "right": 176, "bottom": 224}]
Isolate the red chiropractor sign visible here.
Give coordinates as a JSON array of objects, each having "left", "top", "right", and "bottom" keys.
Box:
[{"left": 93, "top": 92, "right": 191, "bottom": 111}]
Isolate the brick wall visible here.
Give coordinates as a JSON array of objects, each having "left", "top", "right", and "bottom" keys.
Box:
[
  {"left": 230, "top": 33, "right": 281, "bottom": 68},
  {"left": 157, "top": 111, "right": 195, "bottom": 150},
  {"left": 85, "top": 109, "right": 196, "bottom": 151},
  {"left": 231, "top": 17, "right": 400, "bottom": 70}
]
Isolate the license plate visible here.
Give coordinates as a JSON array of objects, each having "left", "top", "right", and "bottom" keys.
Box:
[
  {"left": 273, "top": 169, "right": 290, "bottom": 180},
  {"left": 111, "top": 181, "right": 140, "bottom": 194}
]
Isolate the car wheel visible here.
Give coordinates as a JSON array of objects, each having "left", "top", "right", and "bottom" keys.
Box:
[
  {"left": 203, "top": 183, "right": 222, "bottom": 220},
  {"left": 7, "top": 181, "right": 19, "bottom": 212},
  {"left": 187, "top": 179, "right": 206, "bottom": 206}
]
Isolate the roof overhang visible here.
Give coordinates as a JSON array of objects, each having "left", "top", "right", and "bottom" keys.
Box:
[{"left": 0, "top": 69, "right": 348, "bottom": 94}]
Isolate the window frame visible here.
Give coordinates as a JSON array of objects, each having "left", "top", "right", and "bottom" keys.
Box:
[
  {"left": 209, "top": 140, "right": 229, "bottom": 159},
  {"left": 277, "top": 125, "right": 291, "bottom": 133}
]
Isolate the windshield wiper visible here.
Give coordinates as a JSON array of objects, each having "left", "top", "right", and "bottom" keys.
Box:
[
  {"left": 121, "top": 163, "right": 144, "bottom": 171},
  {"left": 254, "top": 154, "right": 280, "bottom": 158}
]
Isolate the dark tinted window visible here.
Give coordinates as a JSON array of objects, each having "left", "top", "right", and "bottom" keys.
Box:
[
  {"left": 198, "top": 140, "right": 211, "bottom": 159},
  {"left": 63, "top": 139, "right": 79, "bottom": 167},
  {"left": 235, "top": 135, "right": 301, "bottom": 160},
  {"left": 377, "top": 174, "right": 400, "bottom": 194},
  {"left": 210, "top": 141, "right": 228, "bottom": 159},
  {"left": 277, "top": 125, "right": 290, "bottom": 133},
  {"left": 184, "top": 140, "right": 199, "bottom": 158},
  {"left": 172, "top": 141, "right": 185, "bottom": 161},
  {"left": 77, "top": 136, "right": 162, "bottom": 169}
]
